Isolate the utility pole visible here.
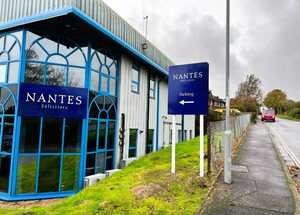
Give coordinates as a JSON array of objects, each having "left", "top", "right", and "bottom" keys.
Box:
[{"left": 224, "top": 0, "right": 232, "bottom": 184}]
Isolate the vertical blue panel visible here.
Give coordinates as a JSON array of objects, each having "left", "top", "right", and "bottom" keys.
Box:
[
  {"left": 155, "top": 80, "right": 160, "bottom": 151},
  {"left": 78, "top": 43, "right": 91, "bottom": 189},
  {"left": 10, "top": 29, "right": 26, "bottom": 195},
  {"left": 113, "top": 58, "right": 121, "bottom": 169}
]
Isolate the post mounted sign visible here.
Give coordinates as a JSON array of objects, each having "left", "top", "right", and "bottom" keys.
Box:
[
  {"left": 168, "top": 62, "right": 209, "bottom": 115},
  {"left": 18, "top": 83, "right": 88, "bottom": 119}
]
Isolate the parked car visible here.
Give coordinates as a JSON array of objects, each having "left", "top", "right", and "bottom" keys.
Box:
[{"left": 261, "top": 109, "right": 276, "bottom": 122}]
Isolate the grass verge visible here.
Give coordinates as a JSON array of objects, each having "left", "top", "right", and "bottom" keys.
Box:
[
  {"left": 1, "top": 137, "right": 209, "bottom": 215},
  {"left": 278, "top": 114, "right": 300, "bottom": 122}
]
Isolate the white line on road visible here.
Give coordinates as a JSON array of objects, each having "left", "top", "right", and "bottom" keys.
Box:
[{"left": 268, "top": 125, "right": 300, "bottom": 167}]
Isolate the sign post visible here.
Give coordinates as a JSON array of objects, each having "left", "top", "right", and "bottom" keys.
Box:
[
  {"left": 171, "top": 115, "right": 176, "bottom": 174},
  {"left": 168, "top": 63, "right": 209, "bottom": 176},
  {"left": 200, "top": 115, "right": 204, "bottom": 177}
]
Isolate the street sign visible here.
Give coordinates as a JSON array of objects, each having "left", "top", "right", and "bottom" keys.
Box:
[
  {"left": 167, "top": 62, "right": 209, "bottom": 177},
  {"left": 168, "top": 62, "right": 209, "bottom": 115}
]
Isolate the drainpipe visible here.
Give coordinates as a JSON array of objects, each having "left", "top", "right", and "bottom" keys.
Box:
[
  {"left": 145, "top": 72, "right": 150, "bottom": 154},
  {"left": 155, "top": 79, "right": 161, "bottom": 151}
]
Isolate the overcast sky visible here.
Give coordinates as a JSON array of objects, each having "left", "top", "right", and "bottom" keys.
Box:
[{"left": 103, "top": 0, "right": 300, "bottom": 100}]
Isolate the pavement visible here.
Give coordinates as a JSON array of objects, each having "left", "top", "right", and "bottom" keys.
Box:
[
  {"left": 204, "top": 122, "right": 295, "bottom": 215},
  {"left": 266, "top": 118, "right": 300, "bottom": 167}
]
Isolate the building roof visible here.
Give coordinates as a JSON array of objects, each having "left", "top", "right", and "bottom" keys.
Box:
[{"left": 0, "top": 0, "right": 173, "bottom": 76}]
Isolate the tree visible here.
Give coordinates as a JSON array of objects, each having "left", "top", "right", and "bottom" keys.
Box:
[
  {"left": 264, "top": 89, "right": 287, "bottom": 113},
  {"left": 25, "top": 49, "right": 78, "bottom": 86},
  {"left": 231, "top": 96, "right": 257, "bottom": 113},
  {"left": 283, "top": 99, "right": 296, "bottom": 113},
  {"left": 236, "top": 74, "right": 263, "bottom": 104}
]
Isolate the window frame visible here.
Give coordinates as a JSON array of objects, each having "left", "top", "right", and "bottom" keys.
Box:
[
  {"left": 149, "top": 76, "right": 156, "bottom": 99},
  {"left": 25, "top": 32, "right": 87, "bottom": 87},
  {"left": 128, "top": 128, "right": 138, "bottom": 158},
  {"left": 131, "top": 64, "right": 140, "bottom": 94},
  {"left": 0, "top": 33, "right": 22, "bottom": 84},
  {"left": 86, "top": 95, "right": 117, "bottom": 176},
  {"left": 90, "top": 50, "right": 118, "bottom": 97}
]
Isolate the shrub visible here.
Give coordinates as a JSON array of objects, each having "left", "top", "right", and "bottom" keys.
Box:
[
  {"left": 251, "top": 112, "right": 258, "bottom": 123},
  {"left": 208, "top": 110, "right": 224, "bottom": 121},
  {"left": 288, "top": 108, "right": 300, "bottom": 119}
]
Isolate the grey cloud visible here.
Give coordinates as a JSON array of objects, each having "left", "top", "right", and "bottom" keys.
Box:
[{"left": 238, "top": 0, "right": 300, "bottom": 100}]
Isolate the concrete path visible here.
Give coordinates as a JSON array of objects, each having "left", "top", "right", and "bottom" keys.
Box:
[{"left": 204, "top": 122, "right": 294, "bottom": 215}]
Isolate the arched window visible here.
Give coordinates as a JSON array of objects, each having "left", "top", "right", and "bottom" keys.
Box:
[
  {"left": 86, "top": 95, "right": 116, "bottom": 176},
  {"left": 90, "top": 50, "right": 118, "bottom": 96},
  {"left": 15, "top": 32, "right": 87, "bottom": 195},
  {"left": 25, "top": 32, "right": 87, "bottom": 87},
  {"left": 0, "top": 85, "right": 17, "bottom": 193},
  {"left": 0, "top": 33, "right": 21, "bottom": 83}
]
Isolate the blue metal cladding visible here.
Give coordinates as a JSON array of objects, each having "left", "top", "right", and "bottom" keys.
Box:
[{"left": 0, "top": 29, "right": 120, "bottom": 201}]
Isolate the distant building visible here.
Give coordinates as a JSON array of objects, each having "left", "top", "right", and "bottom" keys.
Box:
[{"left": 209, "top": 91, "right": 226, "bottom": 109}]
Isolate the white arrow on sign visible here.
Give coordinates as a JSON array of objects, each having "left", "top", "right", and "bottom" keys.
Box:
[{"left": 179, "top": 100, "right": 194, "bottom": 105}]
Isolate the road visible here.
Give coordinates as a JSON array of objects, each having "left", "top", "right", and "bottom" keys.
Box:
[{"left": 265, "top": 118, "right": 300, "bottom": 166}]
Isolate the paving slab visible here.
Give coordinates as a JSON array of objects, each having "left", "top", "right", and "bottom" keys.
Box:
[{"left": 204, "top": 122, "right": 295, "bottom": 215}]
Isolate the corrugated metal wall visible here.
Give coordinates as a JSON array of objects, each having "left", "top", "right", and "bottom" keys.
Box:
[
  {"left": 116, "top": 54, "right": 195, "bottom": 163},
  {"left": 0, "top": 0, "right": 173, "bottom": 71}
]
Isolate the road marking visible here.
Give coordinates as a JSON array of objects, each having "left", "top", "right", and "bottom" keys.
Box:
[
  {"left": 268, "top": 125, "right": 300, "bottom": 167},
  {"left": 179, "top": 100, "right": 194, "bottom": 105}
]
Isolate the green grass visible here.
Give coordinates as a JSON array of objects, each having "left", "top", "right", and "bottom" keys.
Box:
[
  {"left": 278, "top": 114, "right": 300, "bottom": 122},
  {"left": 1, "top": 137, "right": 209, "bottom": 215}
]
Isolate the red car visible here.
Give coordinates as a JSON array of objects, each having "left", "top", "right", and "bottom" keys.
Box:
[{"left": 261, "top": 109, "right": 276, "bottom": 122}]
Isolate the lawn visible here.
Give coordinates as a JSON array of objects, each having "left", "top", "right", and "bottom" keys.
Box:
[
  {"left": 1, "top": 137, "right": 209, "bottom": 215},
  {"left": 278, "top": 114, "right": 300, "bottom": 122}
]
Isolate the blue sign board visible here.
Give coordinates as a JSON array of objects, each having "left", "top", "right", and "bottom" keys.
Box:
[
  {"left": 168, "top": 63, "right": 209, "bottom": 115},
  {"left": 18, "top": 83, "right": 88, "bottom": 119}
]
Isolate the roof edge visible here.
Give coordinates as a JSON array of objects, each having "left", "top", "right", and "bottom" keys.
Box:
[{"left": 0, "top": 6, "right": 168, "bottom": 76}]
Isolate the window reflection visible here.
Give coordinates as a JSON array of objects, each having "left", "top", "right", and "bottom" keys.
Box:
[
  {"left": 90, "top": 50, "right": 118, "bottom": 96},
  {"left": 106, "top": 151, "right": 113, "bottom": 170},
  {"left": 1, "top": 116, "right": 14, "bottom": 153},
  {"left": 0, "top": 64, "right": 7, "bottom": 83},
  {"left": 68, "top": 67, "right": 85, "bottom": 88},
  {"left": 87, "top": 120, "right": 97, "bottom": 152},
  {"left": 95, "top": 152, "right": 105, "bottom": 173},
  {"left": 41, "top": 118, "right": 62, "bottom": 153},
  {"left": 64, "top": 119, "right": 82, "bottom": 153},
  {"left": 61, "top": 155, "right": 80, "bottom": 191},
  {"left": 0, "top": 155, "right": 10, "bottom": 192},
  {"left": 25, "top": 62, "right": 44, "bottom": 83},
  {"left": 86, "top": 95, "right": 117, "bottom": 176},
  {"left": 19, "top": 117, "right": 40, "bottom": 153},
  {"left": 86, "top": 154, "right": 95, "bottom": 176},
  {"left": 107, "top": 121, "right": 115, "bottom": 149},
  {"left": 16, "top": 156, "right": 37, "bottom": 194},
  {"left": 0, "top": 85, "right": 16, "bottom": 193},
  {"left": 46, "top": 64, "right": 66, "bottom": 86},
  {"left": 98, "top": 122, "right": 106, "bottom": 149},
  {"left": 38, "top": 156, "right": 60, "bottom": 193},
  {"left": 25, "top": 31, "right": 86, "bottom": 87},
  {"left": 0, "top": 33, "right": 21, "bottom": 84}
]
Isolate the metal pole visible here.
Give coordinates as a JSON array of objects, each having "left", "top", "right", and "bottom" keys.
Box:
[
  {"left": 171, "top": 115, "right": 176, "bottom": 174},
  {"left": 200, "top": 115, "right": 204, "bottom": 177},
  {"left": 224, "top": 0, "right": 232, "bottom": 184},
  {"left": 207, "top": 121, "right": 211, "bottom": 174}
]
